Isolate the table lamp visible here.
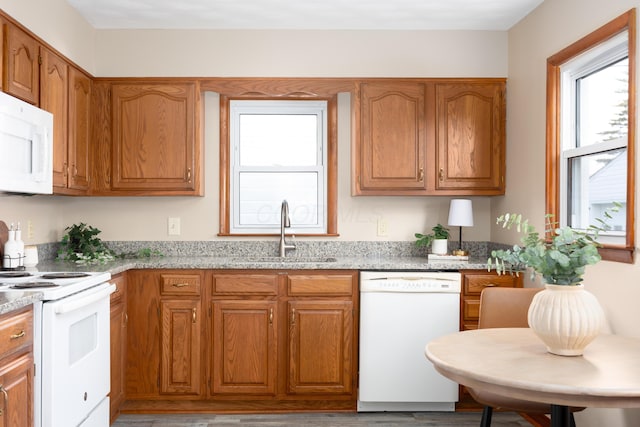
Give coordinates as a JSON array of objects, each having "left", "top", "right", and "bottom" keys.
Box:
[{"left": 448, "top": 199, "right": 473, "bottom": 256}]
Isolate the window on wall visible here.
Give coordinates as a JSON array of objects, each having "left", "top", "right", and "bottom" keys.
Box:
[
  {"left": 228, "top": 100, "right": 329, "bottom": 235},
  {"left": 547, "top": 9, "right": 636, "bottom": 263}
]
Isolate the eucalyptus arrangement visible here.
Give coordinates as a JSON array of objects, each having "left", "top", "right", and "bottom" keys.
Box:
[
  {"left": 414, "top": 223, "right": 451, "bottom": 247},
  {"left": 488, "top": 204, "right": 620, "bottom": 285}
]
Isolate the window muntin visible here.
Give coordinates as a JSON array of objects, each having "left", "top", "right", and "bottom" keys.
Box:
[{"left": 230, "top": 100, "right": 328, "bottom": 235}]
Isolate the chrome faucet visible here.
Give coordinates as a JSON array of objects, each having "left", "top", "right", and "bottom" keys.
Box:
[{"left": 279, "top": 200, "right": 296, "bottom": 257}]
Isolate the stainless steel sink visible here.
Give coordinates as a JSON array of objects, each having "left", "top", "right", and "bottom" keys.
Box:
[{"left": 234, "top": 256, "right": 338, "bottom": 264}]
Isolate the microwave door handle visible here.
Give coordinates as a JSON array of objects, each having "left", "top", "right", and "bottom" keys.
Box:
[
  {"left": 54, "top": 284, "right": 116, "bottom": 315},
  {"left": 32, "top": 126, "right": 48, "bottom": 182}
]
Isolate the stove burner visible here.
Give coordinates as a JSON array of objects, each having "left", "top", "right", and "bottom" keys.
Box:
[
  {"left": 0, "top": 271, "right": 33, "bottom": 278},
  {"left": 40, "top": 273, "right": 91, "bottom": 279},
  {"left": 12, "top": 282, "right": 60, "bottom": 289}
]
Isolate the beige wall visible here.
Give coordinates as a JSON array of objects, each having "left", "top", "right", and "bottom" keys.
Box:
[
  {"left": 504, "top": 1, "right": 640, "bottom": 425},
  {"left": 0, "top": 0, "right": 504, "bottom": 244}
]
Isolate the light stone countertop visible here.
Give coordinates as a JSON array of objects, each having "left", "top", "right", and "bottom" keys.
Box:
[{"left": 1, "top": 255, "right": 495, "bottom": 314}]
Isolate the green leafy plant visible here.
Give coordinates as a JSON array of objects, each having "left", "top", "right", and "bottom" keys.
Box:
[
  {"left": 116, "top": 248, "right": 164, "bottom": 259},
  {"left": 58, "top": 223, "right": 115, "bottom": 264},
  {"left": 488, "top": 204, "right": 620, "bottom": 285},
  {"left": 415, "top": 223, "right": 451, "bottom": 247}
]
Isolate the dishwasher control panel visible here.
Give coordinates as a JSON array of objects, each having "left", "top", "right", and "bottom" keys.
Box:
[{"left": 360, "top": 271, "right": 461, "bottom": 293}]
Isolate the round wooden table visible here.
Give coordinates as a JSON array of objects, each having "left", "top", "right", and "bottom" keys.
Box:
[{"left": 425, "top": 328, "right": 640, "bottom": 427}]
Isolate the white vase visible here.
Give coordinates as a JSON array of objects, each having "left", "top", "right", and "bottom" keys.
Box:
[
  {"left": 527, "top": 283, "right": 605, "bottom": 356},
  {"left": 431, "top": 239, "right": 448, "bottom": 255}
]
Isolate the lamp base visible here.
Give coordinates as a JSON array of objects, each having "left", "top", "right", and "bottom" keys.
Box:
[{"left": 452, "top": 249, "right": 468, "bottom": 256}]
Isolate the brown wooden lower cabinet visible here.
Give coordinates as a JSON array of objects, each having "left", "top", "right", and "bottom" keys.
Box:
[
  {"left": 0, "top": 306, "right": 34, "bottom": 427},
  {"left": 121, "top": 269, "right": 358, "bottom": 414}
]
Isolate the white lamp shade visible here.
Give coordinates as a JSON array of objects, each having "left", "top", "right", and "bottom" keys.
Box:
[{"left": 448, "top": 199, "right": 474, "bottom": 227}]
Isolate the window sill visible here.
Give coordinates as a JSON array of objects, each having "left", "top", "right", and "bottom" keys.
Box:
[{"left": 599, "top": 245, "right": 635, "bottom": 264}]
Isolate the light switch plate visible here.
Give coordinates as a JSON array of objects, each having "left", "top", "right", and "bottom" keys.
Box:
[{"left": 168, "top": 217, "right": 181, "bottom": 235}]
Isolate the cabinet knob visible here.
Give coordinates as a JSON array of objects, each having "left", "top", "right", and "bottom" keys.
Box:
[
  {"left": 419, "top": 167, "right": 424, "bottom": 182},
  {"left": 9, "top": 330, "right": 25, "bottom": 340},
  {"left": 186, "top": 168, "right": 192, "bottom": 183},
  {"left": 439, "top": 168, "right": 444, "bottom": 181},
  {"left": 269, "top": 308, "right": 273, "bottom": 326},
  {"left": 172, "top": 282, "right": 190, "bottom": 288},
  {"left": 192, "top": 308, "right": 197, "bottom": 323}
]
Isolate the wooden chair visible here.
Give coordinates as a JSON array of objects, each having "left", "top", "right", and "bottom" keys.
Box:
[{"left": 469, "top": 287, "right": 584, "bottom": 427}]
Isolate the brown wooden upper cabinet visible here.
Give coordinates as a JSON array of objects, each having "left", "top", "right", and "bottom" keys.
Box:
[
  {"left": 3, "top": 22, "right": 39, "bottom": 104},
  {"left": 353, "top": 79, "right": 506, "bottom": 196},
  {"left": 435, "top": 83, "right": 505, "bottom": 194},
  {"left": 354, "top": 81, "right": 428, "bottom": 194},
  {"left": 110, "top": 82, "right": 202, "bottom": 195}
]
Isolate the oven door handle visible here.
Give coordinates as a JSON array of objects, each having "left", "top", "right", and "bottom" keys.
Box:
[{"left": 54, "top": 284, "right": 116, "bottom": 315}]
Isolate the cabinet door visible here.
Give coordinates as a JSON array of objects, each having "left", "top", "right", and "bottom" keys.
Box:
[
  {"left": 355, "top": 81, "right": 427, "bottom": 194},
  {"left": 160, "top": 299, "right": 201, "bottom": 395},
  {"left": 68, "top": 67, "right": 91, "bottom": 191},
  {"left": 210, "top": 300, "right": 277, "bottom": 395},
  {"left": 3, "top": 23, "right": 39, "bottom": 104},
  {"left": 435, "top": 83, "right": 505, "bottom": 194},
  {"left": 40, "top": 48, "right": 70, "bottom": 190},
  {"left": 0, "top": 353, "right": 33, "bottom": 427},
  {"left": 287, "top": 300, "right": 353, "bottom": 395},
  {"left": 111, "top": 83, "right": 200, "bottom": 193},
  {"left": 109, "top": 274, "right": 126, "bottom": 423}
]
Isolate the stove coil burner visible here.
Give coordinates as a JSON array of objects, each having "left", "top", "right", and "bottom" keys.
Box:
[
  {"left": 40, "top": 273, "right": 91, "bottom": 279},
  {"left": 12, "top": 282, "right": 60, "bottom": 289},
  {"left": 0, "top": 272, "right": 33, "bottom": 278}
]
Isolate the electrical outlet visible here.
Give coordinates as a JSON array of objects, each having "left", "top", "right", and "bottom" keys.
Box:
[
  {"left": 168, "top": 217, "right": 181, "bottom": 236},
  {"left": 27, "top": 220, "right": 34, "bottom": 239},
  {"left": 376, "top": 218, "right": 388, "bottom": 237}
]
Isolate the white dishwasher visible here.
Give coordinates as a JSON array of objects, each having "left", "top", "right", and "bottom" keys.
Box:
[{"left": 358, "top": 270, "right": 461, "bottom": 412}]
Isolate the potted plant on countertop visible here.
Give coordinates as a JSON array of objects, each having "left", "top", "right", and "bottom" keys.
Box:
[
  {"left": 487, "top": 204, "right": 620, "bottom": 356},
  {"left": 415, "top": 223, "right": 450, "bottom": 255}
]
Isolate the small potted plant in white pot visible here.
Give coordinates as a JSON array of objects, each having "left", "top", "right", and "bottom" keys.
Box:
[
  {"left": 415, "top": 223, "right": 450, "bottom": 255},
  {"left": 488, "top": 204, "right": 620, "bottom": 356}
]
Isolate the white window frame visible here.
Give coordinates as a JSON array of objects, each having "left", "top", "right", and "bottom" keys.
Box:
[
  {"left": 559, "top": 32, "right": 628, "bottom": 245},
  {"left": 229, "top": 100, "right": 328, "bottom": 235}
]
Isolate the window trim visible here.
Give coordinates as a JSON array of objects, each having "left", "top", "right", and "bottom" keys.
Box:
[
  {"left": 546, "top": 8, "right": 636, "bottom": 263},
  {"left": 219, "top": 94, "right": 339, "bottom": 236}
]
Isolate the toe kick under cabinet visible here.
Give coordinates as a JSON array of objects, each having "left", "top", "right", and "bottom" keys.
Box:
[{"left": 122, "top": 269, "right": 358, "bottom": 413}]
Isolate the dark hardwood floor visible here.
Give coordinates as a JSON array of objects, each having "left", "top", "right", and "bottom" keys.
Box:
[{"left": 111, "top": 411, "right": 535, "bottom": 426}]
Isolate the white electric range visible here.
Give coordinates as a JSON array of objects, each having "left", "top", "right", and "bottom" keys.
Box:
[{"left": 0, "top": 270, "right": 114, "bottom": 427}]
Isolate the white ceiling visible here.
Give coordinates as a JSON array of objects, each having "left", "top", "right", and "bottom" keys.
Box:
[{"left": 65, "top": 0, "right": 544, "bottom": 31}]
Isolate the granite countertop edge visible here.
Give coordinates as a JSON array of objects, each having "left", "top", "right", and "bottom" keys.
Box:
[{"left": 2, "top": 256, "right": 494, "bottom": 314}]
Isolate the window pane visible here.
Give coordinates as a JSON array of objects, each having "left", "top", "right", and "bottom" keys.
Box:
[
  {"left": 577, "top": 58, "right": 628, "bottom": 147},
  {"left": 238, "top": 172, "right": 320, "bottom": 228},
  {"left": 568, "top": 148, "right": 626, "bottom": 231},
  {"left": 239, "top": 114, "right": 318, "bottom": 166}
]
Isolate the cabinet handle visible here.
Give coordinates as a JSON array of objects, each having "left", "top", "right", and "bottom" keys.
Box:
[
  {"left": 186, "top": 168, "right": 192, "bottom": 183},
  {"left": 192, "top": 308, "right": 197, "bottom": 323},
  {"left": 73, "top": 165, "right": 78, "bottom": 177},
  {"left": 0, "top": 385, "right": 8, "bottom": 410},
  {"left": 439, "top": 168, "right": 444, "bottom": 181},
  {"left": 290, "top": 308, "right": 295, "bottom": 326},
  {"left": 10, "top": 331, "right": 25, "bottom": 340},
  {"left": 419, "top": 167, "right": 424, "bottom": 182},
  {"left": 172, "top": 282, "right": 190, "bottom": 288},
  {"left": 63, "top": 162, "right": 68, "bottom": 178},
  {"left": 269, "top": 308, "right": 273, "bottom": 326}
]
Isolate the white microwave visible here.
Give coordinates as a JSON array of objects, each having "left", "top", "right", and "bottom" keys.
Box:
[{"left": 0, "top": 91, "right": 53, "bottom": 194}]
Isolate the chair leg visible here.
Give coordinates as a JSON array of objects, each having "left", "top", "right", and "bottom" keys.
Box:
[
  {"left": 480, "top": 406, "right": 493, "bottom": 427},
  {"left": 570, "top": 413, "right": 576, "bottom": 427}
]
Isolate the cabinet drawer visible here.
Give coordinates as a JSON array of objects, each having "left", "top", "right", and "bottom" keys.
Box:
[
  {"left": 212, "top": 274, "right": 278, "bottom": 295},
  {"left": 464, "top": 274, "right": 519, "bottom": 295},
  {"left": 161, "top": 273, "right": 201, "bottom": 296},
  {"left": 0, "top": 307, "right": 33, "bottom": 358},
  {"left": 463, "top": 298, "right": 480, "bottom": 321},
  {"left": 287, "top": 275, "right": 354, "bottom": 296}
]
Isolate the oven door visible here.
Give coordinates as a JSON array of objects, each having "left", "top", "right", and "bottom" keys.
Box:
[{"left": 40, "top": 283, "right": 115, "bottom": 427}]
